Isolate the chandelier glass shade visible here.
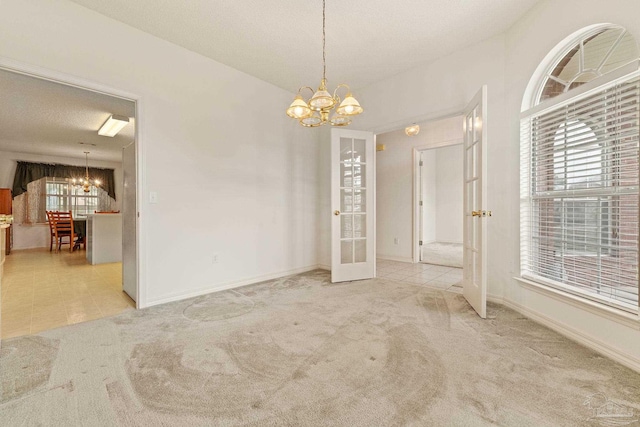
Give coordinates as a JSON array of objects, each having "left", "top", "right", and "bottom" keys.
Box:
[
  {"left": 405, "top": 124, "right": 420, "bottom": 136},
  {"left": 71, "top": 152, "right": 101, "bottom": 193},
  {"left": 286, "top": 0, "right": 363, "bottom": 127}
]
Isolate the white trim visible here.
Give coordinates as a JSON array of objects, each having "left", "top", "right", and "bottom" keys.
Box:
[
  {"left": 521, "top": 65, "right": 640, "bottom": 119},
  {"left": 0, "top": 56, "right": 145, "bottom": 310},
  {"left": 145, "top": 264, "right": 322, "bottom": 307},
  {"left": 377, "top": 255, "right": 414, "bottom": 263},
  {"left": 499, "top": 296, "right": 640, "bottom": 373},
  {"left": 514, "top": 276, "right": 640, "bottom": 329}
]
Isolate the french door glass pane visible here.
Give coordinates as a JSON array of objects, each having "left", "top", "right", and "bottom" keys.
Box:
[
  {"left": 341, "top": 214, "right": 353, "bottom": 238},
  {"left": 353, "top": 139, "right": 366, "bottom": 163},
  {"left": 340, "top": 138, "right": 352, "bottom": 162},
  {"left": 353, "top": 214, "right": 366, "bottom": 238},
  {"left": 341, "top": 163, "right": 352, "bottom": 187},
  {"left": 354, "top": 239, "right": 366, "bottom": 262},
  {"left": 353, "top": 189, "right": 366, "bottom": 213},
  {"left": 341, "top": 189, "right": 353, "bottom": 212},
  {"left": 341, "top": 240, "right": 353, "bottom": 264}
]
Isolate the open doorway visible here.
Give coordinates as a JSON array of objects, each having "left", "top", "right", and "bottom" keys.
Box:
[
  {"left": 0, "top": 67, "right": 138, "bottom": 339},
  {"left": 417, "top": 144, "right": 463, "bottom": 268},
  {"left": 374, "top": 115, "right": 464, "bottom": 291}
]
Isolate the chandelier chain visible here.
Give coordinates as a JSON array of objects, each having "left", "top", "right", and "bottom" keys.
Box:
[
  {"left": 322, "top": 0, "right": 326, "bottom": 81},
  {"left": 285, "top": 0, "right": 363, "bottom": 127}
]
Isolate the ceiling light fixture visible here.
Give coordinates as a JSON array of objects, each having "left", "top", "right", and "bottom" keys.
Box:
[
  {"left": 286, "top": 0, "right": 363, "bottom": 127},
  {"left": 98, "top": 114, "right": 129, "bottom": 137},
  {"left": 405, "top": 124, "right": 420, "bottom": 136},
  {"left": 71, "top": 151, "right": 101, "bottom": 193}
]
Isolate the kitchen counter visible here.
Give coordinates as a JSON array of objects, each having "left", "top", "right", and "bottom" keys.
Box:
[
  {"left": 0, "top": 223, "right": 9, "bottom": 346},
  {"left": 86, "top": 214, "right": 122, "bottom": 265}
]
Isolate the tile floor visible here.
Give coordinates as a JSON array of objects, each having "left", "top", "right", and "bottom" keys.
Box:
[
  {"left": 1, "top": 248, "right": 135, "bottom": 339},
  {"left": 377, "top": 259, "right": 463, "bottom": 292}
]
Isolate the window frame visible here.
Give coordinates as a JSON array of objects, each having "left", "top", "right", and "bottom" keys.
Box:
[
  {"left": 520, "top": 69, "right": 640, "bottom": 314},
  {"left": 45, "top": 177, "right": 101, "bottom": 218}
]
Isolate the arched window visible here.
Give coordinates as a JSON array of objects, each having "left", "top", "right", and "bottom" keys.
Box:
[{"left": 520, "top": 25, "right": 640, "bottom": 311}]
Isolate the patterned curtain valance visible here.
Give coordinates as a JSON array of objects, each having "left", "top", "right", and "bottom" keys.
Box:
[{"left": 12, "top": 161, "right": 116, "bottom": 200}]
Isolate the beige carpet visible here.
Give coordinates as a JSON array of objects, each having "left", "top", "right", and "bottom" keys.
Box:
[
  {"left": 1, "top": 270, "right": 639, "bottom": 426},
  {"left": 422, "top": 242, "right": 463, "bottom": 268}
]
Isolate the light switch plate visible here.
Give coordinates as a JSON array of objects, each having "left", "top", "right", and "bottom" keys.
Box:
[{"left": 149, "top": 192, "right": 158, "bottom": 204}]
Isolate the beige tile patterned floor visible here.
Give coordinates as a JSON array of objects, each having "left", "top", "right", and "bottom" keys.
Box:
[
  {"left": 377, "top": 259, "right": 463, "bottom": 292},
  {"left": 1, "top": 248, "right": 135, "bottom": 339}
]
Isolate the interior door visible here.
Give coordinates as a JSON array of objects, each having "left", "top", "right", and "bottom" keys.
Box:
[
  {"left": 463, "top": 86, "right": 488, "bottom": 318},
  {"left": 122, "top": 141, "right": 137, "bottom": 303},
  {"left": 331, "top": 128, "right": 375, "bottom": 282}
]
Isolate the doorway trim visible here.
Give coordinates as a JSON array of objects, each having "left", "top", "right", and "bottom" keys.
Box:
[
  {"left": 411, "top": 137, "right": 463, "bottom": 263},
  {"left": 0, "top": 56, "right": 146, "bottom": 308}
]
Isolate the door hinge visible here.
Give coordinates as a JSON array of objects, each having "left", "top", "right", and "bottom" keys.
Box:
[
  {"left": 419, "top": 240, "right": 423, "bottom": 246},
  {"left": 419, "top": 160, "right": 423, "bottom": 166},
  {"left": 419, "top": 200, "right": 423, "bottom": 206}
]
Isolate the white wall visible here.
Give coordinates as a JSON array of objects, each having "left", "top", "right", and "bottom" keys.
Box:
[
  {"left": 353, "top": 0, "right": 640, "bottom": 371},
  {"left": 421, "top": 150, "right": 436, "bottom": 244},
  {"left": 434, "top": 144, "right": 463, "bottom": 244},
  {"left": 0, "top": 0, "right": 320, "bottom": 306},
  {"left": 0, "top": 149, "right": 123, "bottom": 250},
  {"left": 372, "top": 116, "right": 462, "bottom": 262}
]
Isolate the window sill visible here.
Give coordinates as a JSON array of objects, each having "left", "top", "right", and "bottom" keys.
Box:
[{"left": 514, "top": 276, "right": 640, "bottom": 330}]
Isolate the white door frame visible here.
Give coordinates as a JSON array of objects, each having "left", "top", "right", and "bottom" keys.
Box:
[
  {"left": 411, "top": 138, "right": 464, "bottom": 263},
  {"left": 0, "top": 57, "right": 146, "bottom": 308}
]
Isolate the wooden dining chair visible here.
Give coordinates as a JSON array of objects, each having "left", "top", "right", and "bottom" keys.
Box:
[
  {"left": 50, "top": 211, "right": 80, "bottom": 253},
  {"left": 46, "top": 210, "right": 57, "bottom": 252}
]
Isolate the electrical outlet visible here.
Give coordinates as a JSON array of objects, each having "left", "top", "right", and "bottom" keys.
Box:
[
  {"left": 394, "top": 237, "right": 399, "bottom": 245},
  {"left": 212, "top": 253, "right": 219, "bottom": 264}
]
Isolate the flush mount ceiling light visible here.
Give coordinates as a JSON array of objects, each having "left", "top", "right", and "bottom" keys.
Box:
[
  {"left": 286, "top": 0, "right": 363, "bottom": 127},
  {"left": 98, "top": 114, "right": 129, "bottom": 137},
  {"left": 405, "top": 124, "right": 420, "bottom": 136},
  {"left": 71, "top": 151, "right": 101, "bottom": 193}
]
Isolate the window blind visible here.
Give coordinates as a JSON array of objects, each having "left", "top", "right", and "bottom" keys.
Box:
[{"left": 521, "top": 73, "right": 640, "bottom": 311}]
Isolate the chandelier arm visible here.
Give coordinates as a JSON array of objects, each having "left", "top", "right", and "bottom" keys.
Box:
[
  {"left": 298, "top": 86, "right": 316, "bottom": 100},
  {"left": 332, "top": 84, "right": 351, "bottom": 103}
]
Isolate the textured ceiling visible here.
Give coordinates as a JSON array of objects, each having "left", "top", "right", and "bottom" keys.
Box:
[
  {"left": 69, "top": 0, "right": 539, "bottom": 92},
  {"left": 0, "top": 69, "right": 135, "bottom": 162},
  {"left": 1, "top": 1, "right": 538, "bottom": 162}
]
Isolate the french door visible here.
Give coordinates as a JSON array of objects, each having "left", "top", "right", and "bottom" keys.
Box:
[
  {"left": 331, "top": 128, "right": 375, "bottom": 282},
  {"left": 463, "top": 86, "right": 488, "bottom": 318}
]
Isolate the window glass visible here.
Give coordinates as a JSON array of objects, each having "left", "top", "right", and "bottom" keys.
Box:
[{"left": 539, "top": 27, "right": 639, "bottom": 102}]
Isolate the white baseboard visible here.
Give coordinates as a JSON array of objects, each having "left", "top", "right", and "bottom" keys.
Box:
[
  {"left": 317, "top": 264, "right": 330, "bottom": 271},
  {"left": 498, "top": 297, "right": 640, "bottom": 373},
  {"left": 12, "top": 245, "right": 48, "bottom": 251},
  {"left": 377, "top": 255, "right": 414, "bottom": 263},
  {"left": 144, "top": 264, "right": 322, "bottom": 308}
]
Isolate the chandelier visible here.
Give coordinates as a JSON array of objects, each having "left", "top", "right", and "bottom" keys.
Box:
[
  {"left": 71, "top": 151, "right": 101, "bottom": 193},
  {"left": 286, "top": 0, "right": 363, "bottom": 127}
]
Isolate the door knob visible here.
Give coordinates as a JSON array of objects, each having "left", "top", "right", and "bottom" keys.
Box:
[{"left": 334, "top": 210, "right": 340, "bottom": 216}]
